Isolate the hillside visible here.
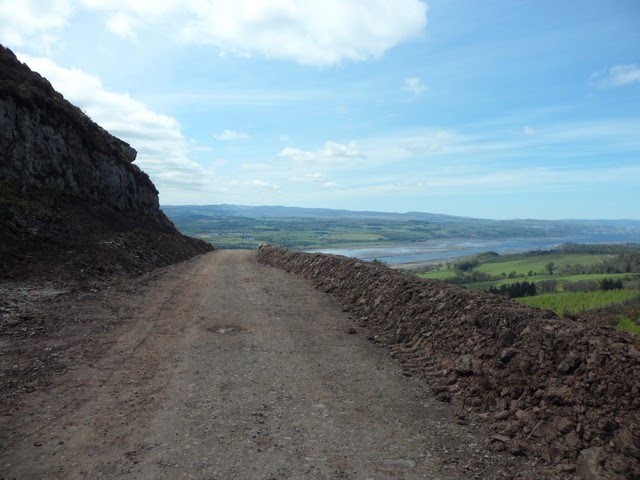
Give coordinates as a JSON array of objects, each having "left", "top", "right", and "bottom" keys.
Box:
[
  {"left": 0, "top": 44, "right": 211, "bottom": 279},
  {"left": 163, "top": 204, "right": 640, "bottom": 250}
]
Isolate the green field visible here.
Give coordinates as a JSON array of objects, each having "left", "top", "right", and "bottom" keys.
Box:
[
  {"left": 162, "top": 204, "right": 640, "bottom": 251},
  {"left": 516, "top": 289, "right": 640, "bottom": 315},
  {"left": 415, "top": 246, "right": 640, "bottom": 323},
  {"left": 417, "top": 270, "right": 457, "bottom": 280},
  {"left": 418, "top": 253, "right": 615, "bottom": 279},
  {"left": 463, "top": 273, "right": 638, "bottom": 291},
  {"left": 474, "top": 253, "right": 613, "bottom": 276}
]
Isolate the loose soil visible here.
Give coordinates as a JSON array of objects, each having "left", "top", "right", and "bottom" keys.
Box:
[
  {"left": 257, "top": 246, "right": 640, "bottom": 479},
  {"left": 1, "top": 250, "right": 533, "bottom": 479}
]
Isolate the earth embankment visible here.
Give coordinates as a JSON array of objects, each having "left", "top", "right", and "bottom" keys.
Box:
[{"left": 257, "top": 245, "right": 640, "bottom": 478}]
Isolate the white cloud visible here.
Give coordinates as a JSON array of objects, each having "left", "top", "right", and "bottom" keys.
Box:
[
  {"left": 106, "top": 12, "right": 138, "bottom": 39},
  {"left": 180, "top": 0, "right": 428, "bottom": 66},
  {"left": 592, "top": 64, "right": 640, "bottom": 89},
  {"left": 230, "top": 179, "right": 279, "bottom": 190},
  {"left": 214, "top": 129, "right": 251, "bottom": 141},
  {"left": 7, "top": 0, "right": 426, "bottom": 66},
  {"left": 291, "top": 173, "right": 339, "bottom": 188},
  {"left": 279, "top": 141, "right": 364, "bottom": 163},
  {"left": 0, "top": 0, "right": 73, "bottom": 51},
  {"left": 523, "top": 125, "right": 535, "bottom": 136},
  {"left": 17, "top": 54, "right": 205, "bottom": 189},
  {"left": 396, "top": 165, "right": 640, "bottom": 192},
  {"left": 291, "top": 172, "right": 329, "bottom": 183},
  {"left": 403, "top": 76, "right": 426, "bottom": 95},
  {"left": 402, "top": 130, "right": 456, "bottom": 154}
]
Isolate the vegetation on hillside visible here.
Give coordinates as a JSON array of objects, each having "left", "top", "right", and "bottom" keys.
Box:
[
  {"left": 163, "top": 205, "right": 640, "bottom": 250},
  {"left": 415, "top": 244, "right": 640, "bottom": 332}
]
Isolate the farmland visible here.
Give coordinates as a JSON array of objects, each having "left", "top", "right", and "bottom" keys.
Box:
[
  {"left": 415, "top": 244, "right": 640, "bottom": 332},
  {"left": 162, "top": 204, "right": 640, "bottom": 251},
  {"left": 517, "top": 289, "right": 640, "bottom": 315}
]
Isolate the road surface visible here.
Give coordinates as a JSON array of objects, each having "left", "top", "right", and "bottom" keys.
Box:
[{"left": 1, "top": 250, "right": 522, "bottom": 479}]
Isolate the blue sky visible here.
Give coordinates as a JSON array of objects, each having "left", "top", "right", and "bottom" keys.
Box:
[{"left": 1, "top": 0, "right": 639, "bottom": 219}]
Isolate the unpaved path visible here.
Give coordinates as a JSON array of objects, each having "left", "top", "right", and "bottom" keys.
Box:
[{"left": 1, "top": 250, "right": 525, "bottom": 479}]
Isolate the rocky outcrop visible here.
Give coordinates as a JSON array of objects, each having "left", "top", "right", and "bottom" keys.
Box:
[
  {"left": 258, "top": 245, "right": 640, "bottom": 479},
  {"left": 0, "top": 44, "right": 163, "bottom": 220},
  {"left": 0, "top": 44, "right": 211, "bottom": 279}
]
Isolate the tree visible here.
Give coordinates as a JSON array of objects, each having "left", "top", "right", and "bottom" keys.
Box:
[{"left": 545, "top": 262, "right": 555, "bottom": 275}]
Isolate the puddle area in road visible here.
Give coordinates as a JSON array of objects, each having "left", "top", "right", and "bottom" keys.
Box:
[{"left": 208, "top": 325, "right": 245, "bottom": 334}]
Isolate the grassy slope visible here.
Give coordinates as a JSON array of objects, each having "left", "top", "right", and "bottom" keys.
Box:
[
  {"left": 417, "top": 251, "right": 640, "bottom": 326},
  {"left": 463, "top": 273, "right": 639, "bottom": 291},
  {"left": 474, "top": 253, "right": 613, "bottom": 276},
  {"left": 517, "top": 289, "right": 640, "bottom": 315}
]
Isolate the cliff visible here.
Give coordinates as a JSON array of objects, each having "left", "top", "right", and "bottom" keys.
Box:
[{"left": 0, "top": 44, "right": 211, "bottom": 279}]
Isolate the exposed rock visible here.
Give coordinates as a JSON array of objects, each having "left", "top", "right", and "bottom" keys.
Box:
[
  {"left": 576, "top": 448, "right": 607, "bottom": 480},
  {"left": 454, "top": 354, "right": 475, "bottom": 375},
  {"left": 0, "top": 44, "right": 212, "bottom": 279},
  {"left": 0, "top": 46, "right": 160, "bottom": 218}
]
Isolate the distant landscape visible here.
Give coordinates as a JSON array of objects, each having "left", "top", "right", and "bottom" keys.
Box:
[
  {"left": 413, "top": 243, "right": 640, "bottom": 332},
  {"left": 163, "top": 204, "right": 640, "bottom": 336},
  {"left": 4, "top": 1, "right": 640, "bottom": 476},
  {"left": 163, "top": 204, "right": 640, "bottom": 254}
]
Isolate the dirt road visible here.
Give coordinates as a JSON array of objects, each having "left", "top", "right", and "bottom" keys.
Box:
[{"left": 1, "top": 250, "right": 525, "bottom": 479}]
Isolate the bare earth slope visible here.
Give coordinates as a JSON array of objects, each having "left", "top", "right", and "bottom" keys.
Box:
[{"left": 1, "top": 250, "right": 529, "bottom": 479}]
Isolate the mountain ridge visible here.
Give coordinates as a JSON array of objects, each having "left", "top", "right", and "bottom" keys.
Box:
[{"left": 162, "top": 203, "right": 640, "bottom": 225}]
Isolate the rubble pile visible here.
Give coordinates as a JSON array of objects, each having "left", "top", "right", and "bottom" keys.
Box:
[{"left": 258, "top": 245, "right": 640, "bottom": 478}]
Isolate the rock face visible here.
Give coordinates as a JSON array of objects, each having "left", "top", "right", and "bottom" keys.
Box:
[
  {"left": 0, "top": 44, "right": 211, "bottom": 278},
  {"left": 0, "top": 44, "right": 162, "bottom": 220},
  {"left": 257, "top": 245, "right": 640, "bottom": 479}
]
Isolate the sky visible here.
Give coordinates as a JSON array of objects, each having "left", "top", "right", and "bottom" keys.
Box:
[{"left": 1, "top": 0, "right": 639, "bottom": 219}]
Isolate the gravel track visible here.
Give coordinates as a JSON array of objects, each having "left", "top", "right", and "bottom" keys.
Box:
[{"left": 1, "top": 250, "right": 526, "bottom": 479}]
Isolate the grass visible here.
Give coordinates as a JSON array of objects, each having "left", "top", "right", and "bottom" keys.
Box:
[
  {"left": 417, "top": 270, "right": 457, "bottom": 280},
  {"left": 475, "top": 253, "right": 613, "bottom": 276},
  {"left": 464, "top": 273, "right": 638, "bottom": 290},
  {"left": 616, "top": 316, "right": 640, "bottom": 335},
  {"left": 516, "top": 289, "right": 640, "bottom": 315}
]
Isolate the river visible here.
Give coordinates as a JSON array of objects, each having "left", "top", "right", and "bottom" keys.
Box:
[{"left": 309, "top": 233, "right": 639, "bottom": 266}]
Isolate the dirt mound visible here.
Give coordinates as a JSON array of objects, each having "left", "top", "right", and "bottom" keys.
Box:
[
  {"left": 257, "top": 245, "right": 640, "bottom": 479},
  {"left": 0, "top": 184, "right": 211, "bottom": 281}
]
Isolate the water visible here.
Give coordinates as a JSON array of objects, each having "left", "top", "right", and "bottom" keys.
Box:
[{"left": 309, "top": 234, "right": 640, "bottom": 265}]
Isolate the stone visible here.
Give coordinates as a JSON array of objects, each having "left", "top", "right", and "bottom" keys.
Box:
[
  {"left": 576, "top": 447, "right": 606, "bottom": 480},
  {"left": 454, "top": 354, "right": 475, "bottom": 375},
  {"left": 495, "top": 410, "right": 511, "bottom": 421},
  {"left": 499, "top": 348, "right": 518, "bottom": 363},
  {"left": 544, "top": 386, "right": 573, "bottom": 405}
]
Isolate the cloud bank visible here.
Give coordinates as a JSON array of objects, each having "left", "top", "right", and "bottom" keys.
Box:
[
  {"left": 1, "top": 0, "right": 427, "bottom": 66},
  {"left": 279, "top": 141, "right": 364, "bottom": 163},
  {"left": 592, "top": 64, "right": 640, "bottom": 89}
]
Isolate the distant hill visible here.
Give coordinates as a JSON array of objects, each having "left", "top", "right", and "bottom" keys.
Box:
[
  {"left": 162, "top": 204, "right": 640, "bottom": 250},
  {"left": 162, "top": 203, "right": 469, "bottom": 221},
  {"left": 163, "top": 203, "right": 640, "bottom": 230}
]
